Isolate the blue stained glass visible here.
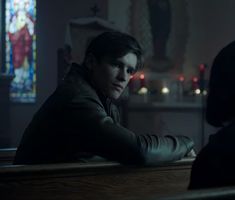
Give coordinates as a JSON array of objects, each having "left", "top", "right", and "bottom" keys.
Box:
[{"left": 5, "top": 0, "right": 36, "bottom": 103}]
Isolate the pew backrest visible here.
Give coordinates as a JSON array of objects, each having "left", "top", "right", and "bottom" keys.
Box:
[
  {"left": 156, "top": 186, "right": 235, "bottom": 200},
  {"left": 0, "top": 157, "right": 194, "bottom": 200}
]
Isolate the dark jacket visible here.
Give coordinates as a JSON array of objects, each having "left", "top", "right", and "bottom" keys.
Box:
[
  {"left": 14, "top": 63, "right": 194, "bottom": 165},
  {"left": 189, "top": 122, "right": 235, "bottom": 189}
]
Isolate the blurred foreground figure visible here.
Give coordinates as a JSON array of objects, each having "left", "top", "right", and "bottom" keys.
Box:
[{"left": 189, "top": 41, "right": 235, "bottom": 189}]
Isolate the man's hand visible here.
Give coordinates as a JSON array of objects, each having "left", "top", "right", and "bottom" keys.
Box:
[{"left": 187, "top": 149, "right": 196, "bottom": 157}]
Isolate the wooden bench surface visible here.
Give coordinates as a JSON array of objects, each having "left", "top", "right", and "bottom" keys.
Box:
[
  {"left": 0, "top": 148, "right": 16, "bottom": 165},
  {"left": 0, "top": 157, "right": 194, "bottom": 200},
  {"left": 156, "top": 186, "right": 235, "bottom": 200}
]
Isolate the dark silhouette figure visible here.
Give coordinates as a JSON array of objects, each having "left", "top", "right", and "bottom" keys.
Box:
[{"left": 189, "top": 41, "right": 235, "bottom": 189}]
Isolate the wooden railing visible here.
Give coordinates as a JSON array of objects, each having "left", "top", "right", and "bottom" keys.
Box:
[
  {"left": 156, "top": 186, "right": 235, "bottom": 200},
  {"left": 0, "top": 157, "right": 193, "bottom": 200},
  {"left": 1, "top": 150, "right": 235, "bottom": 200}
]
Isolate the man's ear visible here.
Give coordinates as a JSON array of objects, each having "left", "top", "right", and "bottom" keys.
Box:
[{"left": 85, "top": 54, "right": 97, "bottom": 71}]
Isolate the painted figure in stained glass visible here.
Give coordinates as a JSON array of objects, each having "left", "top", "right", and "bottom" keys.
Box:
[{"left": 6, "top": 0, "right": 36, "bottom": 102}]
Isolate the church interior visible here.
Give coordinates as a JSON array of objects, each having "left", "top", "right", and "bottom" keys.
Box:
[{"left": 1, "top": 0, "right": 235, "bottom": 199}]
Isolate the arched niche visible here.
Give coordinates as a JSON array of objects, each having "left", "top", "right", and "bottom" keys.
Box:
[{"left": 130, "top": 0, "right": 189, "bottom": 73}]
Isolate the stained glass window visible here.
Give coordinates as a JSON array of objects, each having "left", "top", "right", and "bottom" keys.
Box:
[{"left": 5, "top": 0, "right": 36, "bottom": 103}]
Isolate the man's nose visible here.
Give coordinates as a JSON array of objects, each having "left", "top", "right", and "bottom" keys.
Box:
[{"left": 117, "top": 67, "right": 129, "bottom": 81}]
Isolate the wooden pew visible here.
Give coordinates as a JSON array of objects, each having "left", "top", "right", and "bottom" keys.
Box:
[
  {"left": 0, "top": 148, "right": 16, "bottom": 166},
  {"left": 156, "top": 186, "right": 235, "bottom": 200},
  {"left": 0, "top": 157, "right": 194, "bottom": 200}
]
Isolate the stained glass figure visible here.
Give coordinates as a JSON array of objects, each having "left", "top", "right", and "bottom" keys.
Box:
[{"left": 5, "top": 0, "right": 36, "bottom": 102}]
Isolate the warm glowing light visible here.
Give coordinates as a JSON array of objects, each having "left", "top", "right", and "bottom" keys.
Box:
[
  {"left": 192, "top": 77, "right": 198, "bottom": 82},
  {"left": 138, "top": 87, "right": 148, "bottom": 95},
  {"left": 178, "top": 75, "right": 185, "bottom": 82},
  {"left": 202, "top": 90, "right": 207, "bottom": 95},
  {"left": 161, "top": 87, "right": 170, "bottom": 94},
  {"left": 130, "top": 75, "right": 134, "bottom": 79},
  {"left": 140, "top": 74, "right": 145, "bottom": 79},
  {"left": 199, "top": 64, "right": 205, "bottom": 72},
  {"left": 194, "top": 89, "right": 201, "bottom": 95}
]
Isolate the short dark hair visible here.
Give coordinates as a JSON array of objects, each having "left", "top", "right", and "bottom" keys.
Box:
[
  {"left": 206, "top": 41, "right": 235, "bottom": 127},
  {"left": 83, "top": 31, "right": 143, "bottom": 71}
]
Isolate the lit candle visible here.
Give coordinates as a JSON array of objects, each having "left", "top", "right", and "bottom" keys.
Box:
[
  {"left": 161, "top": 86, "right": 170, "bottom": 94},
  {"left": 177, "top": 74, "right": 185, "bottom": 101},
  {"left": 194, "top": 88, "right": 201, "bottom": 95},
  {"left": 192, "top": 76, "right": 199, "bottom": 93},
  {"left": 139, "top": 73, "right": 145, "bottom": 88},
  {"left": 199, "top": 64, "right": 206, "bottom": 72},
  {"left": 178, "top": 75, "right": 185, "bottom": 82},
  {"left": 199, "top": 64, "right": 206, "bottom": 92}
]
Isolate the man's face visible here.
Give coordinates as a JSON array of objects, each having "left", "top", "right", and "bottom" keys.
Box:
[{"left": 90, "top": 52, "right": 137, "bottom": 99}]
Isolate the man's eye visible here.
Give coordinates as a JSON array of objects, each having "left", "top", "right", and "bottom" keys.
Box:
[
  {"left": 127, "top": 67, "right": 136, "bottom": 75},
  {"left": 111, "top": 63, "right": 121, "bottom": 68},
  {"left": 114, "top": 65, "right": 121, "bottom": 68}
]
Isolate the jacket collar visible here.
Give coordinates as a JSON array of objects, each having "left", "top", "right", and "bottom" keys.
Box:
[{"left": 70, "top": 63, "right": 112, "bottom": 114}]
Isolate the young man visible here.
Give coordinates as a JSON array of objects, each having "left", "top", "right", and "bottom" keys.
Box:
[{"left": 14, "top": 31, "right": 194, "bottom": 165}]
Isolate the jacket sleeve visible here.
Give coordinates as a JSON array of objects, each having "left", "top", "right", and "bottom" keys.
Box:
[{"left": 65, "top": 97, "right": 194, "bottom": 166}]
